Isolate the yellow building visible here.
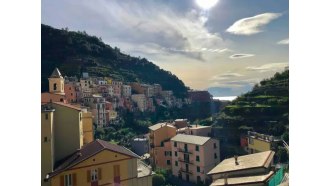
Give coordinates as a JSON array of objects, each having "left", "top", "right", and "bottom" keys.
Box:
[
  {"left": 247, "top": 132, "right": 281, "bottom": 154},
  {"left": 45, "top": 139, "right": 153, "bottom": 186},
  {"left": 48, "top": 68, "right": 65, "bottom": 95},
  {"left": 149, "top": 123, "right": 177, "bottom": 169},
  {"left": 82, "top": 111, "right": 94, "bottom": 145},
  {"left": 42, "top": 102, "right": 92, "bottom": 186},
  {"left": 42, "top": 105, "right": 55, "bottom": 186}
]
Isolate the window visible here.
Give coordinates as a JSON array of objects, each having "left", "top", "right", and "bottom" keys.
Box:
[
  {"left": 69, "top": 87, "right": 71, "bottom": 90},
  {"left": 196, "top": 156, "right": 200, "bottom": 162},
  {"left": 175, "top": 151, "right": 177, "bottom": 157},
  {"left": 197, "top": 176, "right": 201, "bottom": 183},
  {"left": 248, "top": 138, "right": 254, "bottom": 145},
  {"left": 44, "top": 137, "right": 47, "bottom": 142},
  {"left": 195, "top": 145, "right": 199, "bottom": 151},
  {"left": 214, "top": 153, "right": 217, "bottom": 159},
  {"left": 53, "top": 83, "right": 57, "bottom": 91},
  {"left": 197, "top": 166, "right": 200, "bottom": 172},
  {"left": 161, "top": 141, "right": 164, "bottom": 147},
  {"left": 167, "top": 160, "right": 171, "bottom": 165},
  {"left": 71, "top": 93, "right": 73, "bottom": 96},
  {"left": 64, "top": 174, "right": 72, "bottom": 186},
  {"left": 170, "top": 151, "right": 172, "bottom": 156},
  {"left": 45, "top": 113, "right": 48, "bottom": 120},
  {"left": 91, "top": 169, "right": 98, "bottom": 181},
  {"left": 175, "top": 161, "right": 178, "bottom": 166},
  {"left": 214, "top": 143, "right": 217, "bottom": 149},
  {"left": 60, "top": 98, "right": 64, "bottom": 102},
  {"left": 174, "top": 142, "right": 177, "bottom": 147},
  {"left": 79, "top": 113, "right": 82, "bottom": 121}
]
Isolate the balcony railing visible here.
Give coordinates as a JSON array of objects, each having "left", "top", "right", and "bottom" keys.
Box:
[
  {"left": 178, "top": 158, "right": 194, "bottom": 164},
  {"left": 179, "top": 168, "right": 193, "bottom": 174},
  {"left": 178, "top": 148, "right": 192, "bottom": 154}
]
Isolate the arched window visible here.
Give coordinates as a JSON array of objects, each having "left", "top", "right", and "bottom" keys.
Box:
[{"left": 53, "top": 83, "right": 57, "bottom": 90}]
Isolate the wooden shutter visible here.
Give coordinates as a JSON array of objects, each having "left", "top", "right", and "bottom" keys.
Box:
[
  {"left": 72, "top": 173, "right": 77, "bottom": 186},
  {"left": 87, "top": 170, "right": 91, "bottom": 183},
  {"left": 98, "top": 168, "right": 102, "bottom": 180},
  {"left": 60, "top": 175, "right": 64, "bottom": 186}
]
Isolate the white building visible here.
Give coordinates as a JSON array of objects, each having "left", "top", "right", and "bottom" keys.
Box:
[
  {"left": 83, "top": 95, "right": 107, "bottom": 128},
  {"left": 122, "top": 85, "right": 132, "bottom": 97}
]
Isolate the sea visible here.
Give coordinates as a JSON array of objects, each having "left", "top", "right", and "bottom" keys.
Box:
[{"left": 213, "top": 96, "right": 237, "bottom": 101}]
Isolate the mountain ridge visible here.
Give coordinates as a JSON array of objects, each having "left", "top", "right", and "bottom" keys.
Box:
[{"left": 41, "top": 24, "right": 188, "bottom": 98}]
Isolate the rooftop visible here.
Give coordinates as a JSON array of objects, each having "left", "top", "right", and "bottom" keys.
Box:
[
  {"left": 50, "top": 68, "right": 63, "bottom": 78},
  {"left": 208, "top": 151, "right": 275, "bottom": 175},
  {"left": 47, "top": 139, "right": 140, "bottom": 179},
  {"left": 171, "top": 134, "right": 211, "bottom": 145},
  {"left": 148, "top": 123, "right": 175, "bottom": 131},
  {"left": 52, "top": 102, "right": 82, "bottom": 111},
  {"left": 210, "top": 171, "right": 274, "bottom": 186},
  {"left": 137, "top": 160, "right": 154, "bottom": 178}
]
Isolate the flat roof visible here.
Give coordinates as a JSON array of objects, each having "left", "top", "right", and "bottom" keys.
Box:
[
  {"left": 208, "top": 151, "right": 275, "bottom": 175},
  {"left": 171, "top": 134, "right": 211, "bottom": 145},
  {"left": 210, "top": 171, "right": 274, "bottom": 186},
  {"left": 148, "top": 123, "right": 175, "bottom": 131}
]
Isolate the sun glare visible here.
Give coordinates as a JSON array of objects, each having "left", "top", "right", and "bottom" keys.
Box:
[{"left": 195, "top": 0, "right": 219, "bottom": 10}]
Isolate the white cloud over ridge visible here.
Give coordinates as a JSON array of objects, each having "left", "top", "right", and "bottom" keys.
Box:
[
  {"left": 226, "top": 13, "right": 282, "bottom": 35},
  {"left": 277, "top": 38, "right": 289, "bottom": 45},
  {"left": 246, "top": 63, "right": 288, "bottom": 72}
]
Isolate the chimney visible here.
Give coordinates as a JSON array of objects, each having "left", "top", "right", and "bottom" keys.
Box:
[
  {"left": 234, "top": 155, "right": 239, "bottom": 165},
  {"left": 224, "top": 174, "right": 228, "bottom": 185}
]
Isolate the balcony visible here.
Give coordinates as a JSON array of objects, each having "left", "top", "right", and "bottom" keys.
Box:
[
  {"left": 178, "top": 148, "right": 192, "bottom": 154},
  {"left": 179, "top": 168, "right": 193, "bottom": 174},
  {"left": 178, "top": 158, "right": 194, "bottom": 164}
]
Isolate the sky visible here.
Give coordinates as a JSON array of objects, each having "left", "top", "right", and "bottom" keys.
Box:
[{"left": 42, "top": 0, "right": 288, "bottom": 97}]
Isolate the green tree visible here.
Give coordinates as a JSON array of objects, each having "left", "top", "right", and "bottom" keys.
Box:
[{"left": 152, "top": 174, "right": 165, "bottom": 186}]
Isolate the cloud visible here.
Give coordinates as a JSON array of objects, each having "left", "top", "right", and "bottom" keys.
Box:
[
  {"left": 246, "top": 63, "right": 288, "bottom": 72},
  {"left": 277, "top": 38, "right": 289, "bottom": 45},
  {"left": 230, "top": 54, "right": 255, "bottom": 59},
  {"left": 211, "top": 73, "right": 244, "bottom": 81},
  {"left": 226, "top": 13, "right": 282, "bottom": 35},
  {"left": 71, "top": 0, "right": 227, "bottom": 61}
]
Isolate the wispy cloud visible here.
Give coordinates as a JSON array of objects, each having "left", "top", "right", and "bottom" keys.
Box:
[
  {"left": 277, "top": 38, "right": 289, "bottom": 45},
  {"left": 226, "top": 13, "right": 282, "bottom": 35},
  {"left": 211, "top": 73, "right": 244, "bottom": 81},
  {"left": 230, "top": 54, "right": 255, "bottom": 59},
  {"left": 246, "top": 63, "right": 288, "bottom": 72}
]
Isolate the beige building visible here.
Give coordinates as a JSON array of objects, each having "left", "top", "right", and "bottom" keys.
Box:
[
  {"left": 177, "top": 124, "right": 212, "bottom": 137},
  {"left": 171, "top": 134, "right": 220, "bottom": 184},
  {"left": 132, "top": 94, "right": 147, "bottom": 112},
  {"left": 208, "top": 151, "right": 275, "bottom": 186},
  {"left": 149, "top": 123, "right": 177, "bottom": 169},
  {"left": 41, "top": 102, "right": 94, "bottom": 186}
]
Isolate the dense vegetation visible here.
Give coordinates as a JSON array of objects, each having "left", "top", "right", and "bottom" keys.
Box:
[
  {"left": 214, "top": 70, "right": 289, "bottom": 160},
  {"left": 41, "top": 24, "right": 188, "bottom": 98}
]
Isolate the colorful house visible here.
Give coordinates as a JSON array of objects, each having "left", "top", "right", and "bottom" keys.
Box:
[
  {"left": 171, "top": 134, "right": 220, "bottom": 184},
  {"left": 149, "top": 123, "right": 177, "bottom": 169},
  {"left": 208, "top": 151, "right": 275, "bottom": 186},
  {"left": 247, "top": 131, "right": 281, "bottom": 154},
  {"left": 44, "top": 139, "right": 153, "bottom": 186}
]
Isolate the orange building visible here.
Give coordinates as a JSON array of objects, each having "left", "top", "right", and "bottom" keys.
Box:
[
  {"left": 149, "top": 123, "right": 177, "bottom": 169},
  {"left": 42, "top": 68, "right": 68, "bottom": 103}
]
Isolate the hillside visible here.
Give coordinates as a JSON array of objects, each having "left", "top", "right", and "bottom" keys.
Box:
[
  {"left": 214, "top": 69, "right": 289, "bottom": 158},
  {"left": 41, "top": 24, "right": 188, "bottom": 98}
]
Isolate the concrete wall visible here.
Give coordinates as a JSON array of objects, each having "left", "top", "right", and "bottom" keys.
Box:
[{"left": 82, "top": 112, "right": 94, "bottom": 145}]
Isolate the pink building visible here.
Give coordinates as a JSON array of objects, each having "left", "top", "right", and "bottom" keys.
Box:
[
  {"left": 64, "top": 83, "right": 78, "bottom": 103},
  {"left": 171, "top": 134, "right": 220, "bottom": 184}
]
